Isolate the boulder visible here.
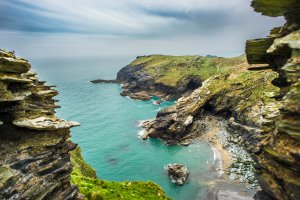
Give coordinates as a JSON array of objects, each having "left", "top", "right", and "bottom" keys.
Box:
[{"left": 165, "top": 163, "right": 189, "bottom": 186}]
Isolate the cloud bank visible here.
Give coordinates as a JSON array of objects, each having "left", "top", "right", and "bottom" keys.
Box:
[{"left": 0, "top": 0, "right": 285, "bottom": 58}]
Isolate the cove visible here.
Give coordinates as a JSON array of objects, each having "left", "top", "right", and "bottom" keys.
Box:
[{"left": 31, "top": 56, "right": 215, "bottom": 200}]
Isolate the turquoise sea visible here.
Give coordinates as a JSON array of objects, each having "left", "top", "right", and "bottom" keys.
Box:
[{"left": 30, "top": 56, "right": 215, "bottom": 200}]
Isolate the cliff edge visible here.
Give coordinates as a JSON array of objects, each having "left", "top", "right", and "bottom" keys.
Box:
[{"left": 0, "top": 49, "right": 81, "bottom": 199}]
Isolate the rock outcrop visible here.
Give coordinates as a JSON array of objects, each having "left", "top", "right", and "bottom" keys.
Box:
[
  {"left": 246, "top": 1, "right": 300, "bottom": 199},
  {"left": 0, "top": 50, "right": 81, "bottom": 199},
  {"left": 116, "top": 54, "right": 247, "bottom": 100},
  {"left": 165, "top": 163, "right": 189, "bottom": 186},
  {"left": 90, "top": 79, "right": 120, "bottom": 84}
]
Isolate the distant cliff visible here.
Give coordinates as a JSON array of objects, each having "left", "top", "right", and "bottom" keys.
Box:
[{"left": 116, "top": 54, "right": 246, "bottom": 100}]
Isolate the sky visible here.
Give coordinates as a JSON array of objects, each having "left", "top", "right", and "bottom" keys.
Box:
[{"left": 0, "top": 0, "right": 285, "bottom": 58}]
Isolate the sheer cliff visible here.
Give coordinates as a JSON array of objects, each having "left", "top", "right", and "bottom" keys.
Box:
[{"left": 0, "top": 49, "right": 81, "bottom": 199}]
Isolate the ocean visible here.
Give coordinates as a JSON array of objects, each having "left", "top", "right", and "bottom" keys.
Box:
[{"left": 30, "top": 56, "right": 215, "bottom": 200}]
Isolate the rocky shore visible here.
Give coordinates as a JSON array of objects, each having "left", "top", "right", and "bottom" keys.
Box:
[{"left": 138, "top": 1, "right": 300, "bottom": 199}]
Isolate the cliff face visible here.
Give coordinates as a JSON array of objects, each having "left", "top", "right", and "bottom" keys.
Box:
[
  {"left": 245, "top": 1, "right": 300, "bottom": 199},
  {"left": 116, "top": 54, "right": 246, "bottom": 100},
  {"left": 0, "top": 50, "right": 81, "bottom": 199}
]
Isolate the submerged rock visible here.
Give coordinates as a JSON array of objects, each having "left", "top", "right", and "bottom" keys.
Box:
[
  {"left": 165, "top": 163, "right": 189, "bottom": 186},
  {"left": 90, "top": 79, "right": 120, "bottom": 83}
]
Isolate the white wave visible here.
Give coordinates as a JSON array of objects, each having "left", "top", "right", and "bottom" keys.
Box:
[
  {"left": 155, "top": 107, "right": 162, "bottom": 112},
  {"left": 136, "top": 120, "right": 145, "bottom": 127},
  {"left": 137, "top": 129, "right": 145, "bottom": 139}
]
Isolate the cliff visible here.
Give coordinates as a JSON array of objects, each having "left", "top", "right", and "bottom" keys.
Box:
[
  {"left": 0, "top": 49, "right": 81, "bottom": 199},
  {"left": 116, "top": 54, "right": 246, "bottom": 100},
  {"left": 245, "top": 0, "right": 300, "bottom": 199}
]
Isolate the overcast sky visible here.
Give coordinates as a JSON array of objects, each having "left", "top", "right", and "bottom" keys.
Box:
[{"left": 0, "top": 0, "right": 285, "bottom": 58}]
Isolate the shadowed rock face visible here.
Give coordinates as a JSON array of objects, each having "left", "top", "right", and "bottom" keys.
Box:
[
  {"left": 0, "top": 50, "right": 81, "bottom": 200},
  {"left": 247, "top": 1, "right": 300, "bottom": 199}
]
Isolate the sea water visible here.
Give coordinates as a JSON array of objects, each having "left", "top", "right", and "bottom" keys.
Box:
[{"left": 30, "top": 56, "right": 215, "bottom": 200}]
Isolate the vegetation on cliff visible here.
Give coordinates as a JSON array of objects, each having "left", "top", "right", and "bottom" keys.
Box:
[
  {"left": 128, "top": 55, "right": 245, "bottom": 86},
  {"left": 116, "top": 54, "right": 247, "bottom": 100},
  {"left": 70, "top": 147, "right": 171, "bottom": 200}
]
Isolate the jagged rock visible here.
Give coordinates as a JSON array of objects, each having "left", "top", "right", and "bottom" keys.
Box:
[
  {"left": 246, "top": 38, "right": 275, "bottom": 64},
  {"left": 0, "top": 56, "right": 30, "bottom": 73},
  {"left": 165, "top": 163, "right": 189, "bottom": 186},
  {"left": 13, "top": 117, "right": 80, "bottom": 130},
  {"left": 0, "top": 74, "right": 32, "bottom": 83},
  {"left": 0, "top": 49, "right": 81, "bottom": 200},
  {"left": 120, "top": 90, "right": 151, "bottom": 100},
  {"left": 90, "top": 79, "right": 120, "bottom": 83},
  {"left": 245, "top": 1, "right": 300, "bottom": 199}
]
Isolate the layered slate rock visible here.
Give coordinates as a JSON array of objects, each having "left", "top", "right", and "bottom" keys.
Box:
[
  {"left": 246, "top": 1, "right": 300, "bottom": 199},
  {"left": 0, "top": 49, "right": 81, "bottom": 200}
]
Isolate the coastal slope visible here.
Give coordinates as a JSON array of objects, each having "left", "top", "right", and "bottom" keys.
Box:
[{"left": 116, "top": 54, "right": 246, "bottom": 100}]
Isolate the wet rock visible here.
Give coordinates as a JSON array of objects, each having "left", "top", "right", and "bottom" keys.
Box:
[
  {"left": 165, "top": 163, "right": 189, "bottom": 186},
  {"left": 13, "top": 116, "right": 80, "bottom": 130},
  {"left": 90, "top": 79, "right": 120, "bottom": 83},
  {"left": 120, "top": 90, "right": 151, "bottom": 101}
]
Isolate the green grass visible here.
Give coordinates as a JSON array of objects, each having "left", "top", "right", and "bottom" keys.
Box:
[
  {"left": 129, "top": 55, "right": 246, "bottom": 86},
  {"left": 70, "top": 146, "right": 171, "bottom": 200}
]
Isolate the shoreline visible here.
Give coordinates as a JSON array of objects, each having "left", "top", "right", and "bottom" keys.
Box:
[{"left": 140, "top": 114, "right": 259, "bottom": 199}]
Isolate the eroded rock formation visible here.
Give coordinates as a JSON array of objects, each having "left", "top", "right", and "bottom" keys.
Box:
[
  {"left": 0, "top": 50, "right": 81, "bottom": 199},
  {"left": 246, "top": 1, "right": 300, "bottom": 199},
  {"left": 165, "top": 163, "right": 189, "bottom": 186}
]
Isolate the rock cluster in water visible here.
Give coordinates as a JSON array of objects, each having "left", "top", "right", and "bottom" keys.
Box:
[
  {"left": 0, "top": 49, "right": 81, "bottom": 199},
  {"left": 165, "top": 163, "right": 189, "bottom": 186}
]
